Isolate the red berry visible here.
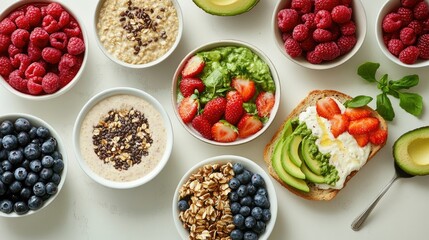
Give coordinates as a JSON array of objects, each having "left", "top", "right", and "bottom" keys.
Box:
[
  {"left": 50, "top": 32, "right": 68, "bottom": 50},
  {"left": 0, "top": 57, "right": 13, "bottom": 79},
  {"left": 314, "top": 42, "right": 340, "bottom": 61},
  {"left": 11, "top": 53, "right": 30, "bottom": 73},
  {"left": 397, "top": 7, "right": 414, "bottom": 27},
  {"left": 224, "top": 91, "right": 244, "bottom": 125},
  {"left": 178, "top": 96, "right": 199, "bottom": 123},
  {"left": 314, "top": 0, "right": 340, "bottom": 12},
  {"left": 353, "top": 133, "right": 370, "bottom": 147},
  {"left": 0, "top": 34, "right": 11, "bottom": 53},
  {"left": 0, "top": 18, "right": 16, "bottom": 35},
  {"left": 46, "top": 3, "right": 64, "bottom": 19},
  {"left": 400, "top": 27, "right": 416, "bottom": 45},
  {"left": 25, "top": 5, "right": 42, "bottom": 27},
  {"left": 27, "top": 77, "right": 44, "bottom": 95},
  {"left": 348, "top": 117, "right": 380, "bottom": 135},
  {"left": 413, "top": 1, "right": 429, "bottom": 20},
  {"left": 256, "top": 92, "right": 275, "bottom": 118},
  {"left": 315, "top": 10, "right": 333, "bottom": 29},
  {"left": 179, "top": 77, "right": 205, "bottom": 97},
  {"left": 300, "top": 37, "right": 316, "bottom": 52},
  {"left": 399, "top": 45, "right": 420, "bottom": 64},
  {"left": 344, "top": 107, "right": 372, "bottom": 121},
  {"left": 277, "top": 9, "right": 299, "bottom": 32},
  {"left": 316, "top": 97, "right": 341, "bottom": 120},
  {"left": 302, "top": 13, "right": 316, "bottom": 29},
  {"left": 387, "top": 38, "right": 405, "bottom": 56},
  {"left": 313, "top": 28, "right": 333, "bottom": 42},
  {"left": 401, "top": 0, "right": 422, "bottom": 8},
  {"left": 330, "top": 114, "right": 349, "bottom": 138},
  {"left": 63, "top": 21, "right": 81, "bottom": 38},
  {"left": 8, "top": 70, "right": 28, "bottom": 93},
  {"left": 293, "top": 24, "right": 310, "bottom": 42},
  {"left": 58, "top": 11, "right": 70, "bottom": 29},
  {"left": 337, "top": 35, "right": 357, "bottom": 55},
  {"left": 407, "top": 20, "right": 424, "bottom": 35},
  {"left": 58, "top": 53, "right": 78, "bottom": 72},
  {"left": 42, "top": 15, "right": 59, "bottom": 34},
  {"left": 231, "top": 77, "right": 256, "bottom": 102},
  {"left": 382, "top": 13, "right": 402, "bottom": 33},
  {"left": 237, "top": 114, "right": 263, "bottom": 139},
  {"left": 331, "top": 5, "right": 352, "bottom": 24},
  {"left": 181, "top": 55, "right": 205, "bottom": 78},
  {"left": 306, "top": 50, "right": 323, "bottom": 64},
  {"left": 369, "top": 128, "right": 388, "bottom": 145},
  {"left": 67, "top": 37, "right": 85, "bottom": 55},
  {"left": 42, "top": 72, "right": 60, "bottom": 93},
  {"left": 27, "top": 42, "right": 42, "bottom": 62},
  {"left": 340, "top": 21, "right": 356, "bottom": 35},
  {"left": 8, "top": 10, "right": 24, "bottom": 22},
  {"left": 42, "top": 47, "right": 62, "bottom": 64},
  {"left": 291, "top": 0, "right": 312, "bottom": 14},
  {"left": 191, "top": 115, "right": 213, "bottom": 140},
  {"left": 417, "top": 34, "right": 429, "bottom": 59},
  {"left": 29, "top": 27, "right": 49, "bottom": 48},
  {"left": 14, "top": 15, "right": 30, "bottom": 30},
  {"left": 211, "top": 121, "right": 238, "bottom": 143},
  {"left": 8, "top": 44, "right": 22, "bottom": 59},
  {"left": 284, "top": 38, "right": 302, "bottom": 58},
  {"left": 25, "top": 62, "right": 46, "bottom": 79},
  {"left": 11, "top": 29, "right": 30, "bottom": 48},
  {"left": 202, "top": 97, "right": 227, "bottom": 124}
]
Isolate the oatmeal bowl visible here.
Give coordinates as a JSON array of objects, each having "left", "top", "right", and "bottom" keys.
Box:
[
  {"left": 0, "top": 0, "right": 88, "bottom": 100},
  {"left": 172, "top": 155, "right": 278, "bottom": 240},
  {"left": 72, "top": 87, "right": 173, "bottom": 189},
  {"left": 94, "top": 0, "right": 183, "bottom": 68}
]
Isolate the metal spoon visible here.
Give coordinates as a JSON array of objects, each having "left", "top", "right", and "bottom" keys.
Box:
[{"left": 351, "top": 161, "right": 414, "bottom": 231}]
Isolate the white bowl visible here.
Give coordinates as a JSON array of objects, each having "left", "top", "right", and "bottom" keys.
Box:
[
  {"left": 272, "top": 0, "right": 367, "bottom": 70},
  {"left": 171, "top": 39, "right": 280, "bottom": 146},
  {"left": 375, "top": 0, "right": 429, "bottom": 68},
  {"left": 172, "top": 155, "right": 278, "bottom": 240},
  {"left": 0, "top": 0, "right": 88, "bottom": 100},
  {"left": 72, "top": 87, "right": 173, "bottom": 189},
  {"left": 0, "top": 113, "right": 67, "bottom": 217},
  {"left": 93, "top": 0, "right": 183, "bottom": 68}
]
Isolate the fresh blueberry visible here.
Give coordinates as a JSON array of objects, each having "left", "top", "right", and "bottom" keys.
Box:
[
  {"left": 20, "top": 187, "right": 32, "bottom": 199},
  {"left": 31, "top": 138, "right": 42, "bottom": 145},
  {"left": 9, "top": 180, "right": 22, "bottom": 194},
  {"left": 262, "top": 209, "right": 271, "bottom": 222},
  {"left": 0, "top": 200, "right": 13, "bottom": 213},
  {"left": 29, "top": 160, "right": 42, "bottom": 172},
  {"left": 246, "top": 183, "right": 257, "bottom": 196},
  {"left": 45, "top": 182, "right": 58, "bottom": 195},
  {"left": 21, "top": 159, "right": 30, "bottom": 170},
  {"left": 177, "top": 199, "right": 189, "bottom": 211},
  {"left": 33, "top": 182, "right": 46, "bottom": 197},
  {"left": 243, "top": 231, "right": 258, "bottom": 240},
  {"left": 28, "top": 195, "right": 43, "bottom": 210},
  {"left": 229, "top": 177, "right": 240, "bottom": 190},
  {"left": 0, "top": 181, "right": 5, "bottom": 195},
  {"left": 230, "top": 229, "right": 244, "bottom": 240},
  {"left": 17, "top": 132, "right": 30, "bottom": 146},
  {"left": 239, "top": 205, "right": 251, "bottom": 217},
  {"left": 245, "top": 216, "right": 257, "bottom": 229},
  {"left": 25, "top": 172, "right": 38, "bottom": 187},
  {"left": 52, "top": 159, "right": 64, "bottom": 173},
  {"left": 24, "top": 143, "right": 41, "bottom": 160},
  {"left": 51, "top": 151, "right": 63, "bottom": 160},
  {"left": 0, "top": 149, "right": 8, "bottom": 160},
  {"left": 254, "top": 194, "right": 269, "bottom": 208},
  {"left": 251, "top": 207, "right": 263, "bottom": 220},
  {"left": 240, "top": 196, "right": 253, "bottom": 207},
  {"left": 229, "top": 191, "right": 239, "bottom": 202},
  {"left": 50, "top": 173, "right": 61, "bottom": 185},
  {"left": 253, "top": 220, "right": 266, "bottom": 234},
  {"left": 2, "top": 135, "right": 18, "bottom": 150},
  {"left": 256, "top": 188, "right": 267, "bottom": 197},
  {"left": 14, "top": 201, "right": 29, "bottom": 215},
  {"left": 233, "top": 163, "right": 245, "bottom": 174},
  {"left": 237, "top": 185, "right": 248, "bottom": 198},
  {"left": 1, "top": 171, "right": 14, "bottom": 184},
  {"left": 251, "top": 174, "right": 265, "bottom": 187},
  {"left": 41, "top": 137, "right": 56, "bottom": 154},
  {"left": 28, "top": 126, "right": 37, "bottom": 139},
  {"left": 8, "top": 150, "right": 24, "bottom": 165},
  {"left": 230, "top": 202, "right": 241, "bottom": 214},
  {"left": 14, "top": 118, "right": 31, "bottom": 132},
  {"left": 0, "top": 120, "right": 14, "bottom": 135},
  {"left": 236, "top": 170, "right": 251, "bottom": 184},
  {"left": 36, "top": 126, "right": 50, "bottom": 139},
  {"left": 41, "top": 155, "right": 54, "bottom": 168},
  {"left": 233, "top": 214, "right": 245, "bottom": 228},
  {"left": 1, "top": 160, "right": 13, "bottom": 171},
  {"left": 40, "top": 168, "right": 53, "bottom": 180},
  {"left": 14, "top": 167, "right": 27, "bottom": 181}
]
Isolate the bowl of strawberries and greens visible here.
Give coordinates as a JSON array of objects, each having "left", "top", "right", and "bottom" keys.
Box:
[{"left": 172, "top": 40, "right": 280, "bottom": 145}]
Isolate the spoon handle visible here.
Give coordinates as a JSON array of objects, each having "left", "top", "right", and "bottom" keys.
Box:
[{"left": 351, "top": 173, "right": 399, "bottom": 231}]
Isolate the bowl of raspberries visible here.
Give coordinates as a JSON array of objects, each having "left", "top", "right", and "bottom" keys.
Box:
[
  {"left": 0, "top": 0, "right": 87, "bottom": 100},
  {"left": 377, "top": 0, "right": 429, "bottom": 67},
  {"left": 273, "top": 0, "right": 367, "bottom": 70}
]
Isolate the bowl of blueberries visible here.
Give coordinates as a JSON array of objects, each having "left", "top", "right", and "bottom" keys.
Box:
[
  {"left": 0, "top": 113, "right": 66, "bottom": 217},
  {"left": 172, "top": 155, "right": 277, "bottom": 240}
]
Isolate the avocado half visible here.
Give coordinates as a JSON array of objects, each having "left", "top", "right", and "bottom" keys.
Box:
[
  {"left": 394, "top": 126, "right": 429, "bottom": 176},
  {"left": 193, "top": 0, "right": 260, "bottom": 16}
]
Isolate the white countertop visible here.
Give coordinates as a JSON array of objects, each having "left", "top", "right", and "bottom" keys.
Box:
[{"left": 1, "top": 0, "right": 429, "bottom": 239}]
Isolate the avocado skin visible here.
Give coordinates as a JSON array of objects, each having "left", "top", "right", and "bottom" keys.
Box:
[
  {"left": 192, "top": 0, "right": 260, "bottom": 16},
  {"left": 394, "top": 126, "right": 429, "bottom": 176}
]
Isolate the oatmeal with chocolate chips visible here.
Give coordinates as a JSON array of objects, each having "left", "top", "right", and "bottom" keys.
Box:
[{"left": 96, "top": 0, "right": 179, "bottom": 65}]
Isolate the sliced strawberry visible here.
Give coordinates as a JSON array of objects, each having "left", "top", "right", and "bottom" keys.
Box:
[
  {"left": 225, "top": 91, "right": 244, "bottom": 125},
  {"left": 330, "top": 114, "right": 349, "bottom": 138},
  {"left": 202, "top": 97, "right": 227, "bottom": 124},
  {"left": 178, "top": 95, "right": 198, "bottom": 124},
  {"left": 237, "top": 114, "right": 263, "bottom": 138},
  {"left": 256, "top": 91, "right": 275, "bottom": 118},
  {"left": 316, "top": 97, "right": 341, "bottom": 120},
  {"left": 212, "top": 120, "right": 238, "bottom": 142},
  {"left": 192, "top": 115, "right": 213, "bottom": 140},
  {"left": 369, "top": 128, "right": 388, "bottom": 145},
  {"left": 231, "top": 77, "right": 256, "bottom": 102},
  {"left": 348, "top": 117, "right": 380, "bottom": 135},
  {"left": 181, "top": 55, "right": 205, "bottom": 77},
  {"left": 344, "top": 106, "right": 372, "bottom": 121},
  {"left": 353, "top": 133, "right": 370, "bottom": 147},
  {"left": 179, "top": 77, "right": 205, "bottom": 97}
]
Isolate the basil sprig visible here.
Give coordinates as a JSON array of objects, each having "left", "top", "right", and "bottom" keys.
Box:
[{"left": 344, "top": 62, "right": 423, "bottom": 121}]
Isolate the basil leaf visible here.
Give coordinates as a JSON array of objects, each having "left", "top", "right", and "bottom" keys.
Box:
[
  {"left": 399, "top": 92, "right": 423, "bottom": 116},
  {"left": 377, "top": 74, "right": 389, "bottom": 92},
  {"left": 357, "top": 62, "right": 380, "bottom": 82},
  {"left": 390, "top": 75, "right": 419, "bottom": 90},
  {"left": 376, "top": 93, "right": 395, "bottom": 121},
  {"left": 344, "top": 95, "right": 373, "bottom": 108}
]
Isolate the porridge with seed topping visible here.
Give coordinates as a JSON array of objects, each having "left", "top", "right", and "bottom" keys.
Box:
[
  {"left": 79, "top": 94, "right": 167, "bottom": 182},
  {"left": 96, "top": 0, "right": 179, "bottom": 65}
]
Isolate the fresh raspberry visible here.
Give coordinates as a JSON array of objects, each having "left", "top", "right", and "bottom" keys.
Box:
[
  {"left": 67, "top": 37, "right": 85, "bottom": 55},
  {"left": 284, "top": 38, "right": 302, "bottom": 58},
  {"left": 27, "top": 42, "right": 42, "bottom": 62},
  {"left": 14, "top": 15, "right": 30, "bottom": 30},
  {"left": 293, "top": 24, "right": 309, "bottom": 42},
  {"left": 41, "top": 47, "right": 62, "bottom": 64},
  {"left": 29, "top": 27, "right": 50, "bottom": 48},
  {"left": 58, "top": 11, "right": 70, "bottom": 29},
  {"left": 8, "top": 10, "right": 24, "bottom": 22},
  {"left": 315, "top": 0, "right": 340, "bottom": 12},
  {"left": 331, "top": 5, "right": 352, "bottom": 24},
  {"left": 330, "top": 24, "right": 341, "bottom": 40},
  {"left": 8, "top": 44, "right": 22, "bottom": 58},
  {"left": 417, "top": 34, "right": 429, "bottom": 59},
  {"left": 37, "top": 60, "right": 48, "bottom": 71},
  {"left": 300, "top": 37, "right": 316, "bottom": 52},
  {"left": 413, "top": 1, "right": 429, "bottom": 20},
  {"left": 0, "top": 56, "right": 13, "bottom": 79},
  {"left": 282, "top": 32, "right": 292, "bottom": 42},
  {"left": 291, "top": 0, "right": 312, "bottom": 14},
  {"left": 11, "top": 29, "right": 30, "bottom": 48},
  {"left": 63, "top": 21, "right": 81, "bottom": 38},
  {"left": 42, "top": 72, "right": 60, "bottom": 93},
  {"left": 423, "top": 18, "right": 429, "bottom": 31},
  {"left": 382, "top": 13, "right": 403, "bottom": 33},
  {"left": 387, "top": 38, "right": 405, "bottom": 56},
  {"left": 315, "top": 10, "right": 333, "bottom": 29},
  {"left": 8, "top": 70, "right": 28, "bottom": 93},
  {"left": 25, "top": 62, "right": 46, "bottom": 79},
  {"left": 400, "top": 27, "right": 416, "bottom": 45},
  {"left": 40, "top": 6, "right": 48, "bottom": 17},
  {"left": 25, "top": 5, "right": 42, "bottom": 27},
  {"left": 49, "top": 32, "right": 67, "bottom": 50},
  {"left": 46, "top": 3, "right": 64, "bottom": 20},
  {"left": 42, "top": 15, "right": 59, "bottom": 34},
  {"left": 397, "top": 7, "right": 414, "bottom": 27},
  {"left": 337, "top": 35, "right": 357, "bottom": 55},
  {"left": 313, "top": 28, "right": 333, "bottom": 42},
  {"left": 407, "top": 20, "right": 424, "bottom": 35},
  {"left": 306, "top": 50, "right": 323, "bottom": 64},
  {"left": 383, "top": 32, "right": 400, "bottom": 46},
  {"left": 401, "top": 0, "right": 422, "bottom": 8},
  {"left": 0, "top": 34, "right": 11, "bottom": 53},
  {"left": 11, "top": 53, "right": 31, "bottom": 73},
  {"left": 340, "top": 0, "right": 352, "bottom": 6},
  {"left": 340, "top": 21, "right": 356, "bottom": 35},
  {"left": 27, "top": 77, "right": 44, "bottom": 95},
  {"left": 302, "top": 13, "right": 316, "bottom": 29},
  {"left": 58, "top": 53, "right": 78, "bottom": 72},
  {"left": 0, "top": 18, "right": 16, "bottom": 35},
  {"left": 314, "top": 42, "right": 340, "bottom": 61},
  {"left": 399, "top": 45, "right": 420, "bottom": 64},
  {"left": 278, "top": 9, "right": 299, "bottom": 32}
]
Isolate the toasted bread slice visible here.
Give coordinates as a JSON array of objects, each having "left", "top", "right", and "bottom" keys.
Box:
[{"left": 263, "top": 90, "right": 387, "bottom": 200}]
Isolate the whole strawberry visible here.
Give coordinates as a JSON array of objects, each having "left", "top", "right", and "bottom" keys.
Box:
[
  {"left": 202, "top": 97, "right": 227, "bottom": 124},
  {"left": 224, "top": 91, "right": 244, "bottom": 125}
]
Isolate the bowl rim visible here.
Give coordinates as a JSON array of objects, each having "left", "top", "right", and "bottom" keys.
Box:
[
  {"left": 171, "top": 39, "right": 281, "bottom": 146},
  {"left": 272, "top": 0, "right": 367, "bottom": 70},
  {"left": 93, "top": 0, "right": 183, "bottom": 69},
  {"left": 0, "top": 0, "right": 88, "bottom": 100},
  {"left": 172, "top": 154, "right": 278, "bottom": 240},
  {"left": 0, "top": 112, "right": 68, "bottom": 218},
  {"left": 72, "top": 87, "right": 173, "bottom": 189}
]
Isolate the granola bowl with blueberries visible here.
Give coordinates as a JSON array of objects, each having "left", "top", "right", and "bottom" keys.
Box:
[
  {"left": 0, "top": 113, "right": 67, "bottom": 217},
  {"left": 73, "top": 87, "right": 173, "bottom": 189},
  {"left": 0, "top": 0, "right": 88, "bottom": 100},
  {"left": 172, "top": 155, "right": 277, "bottom": 240},
  {"left": 94, "top": 0, "right": 183, "bottom": 68}
]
